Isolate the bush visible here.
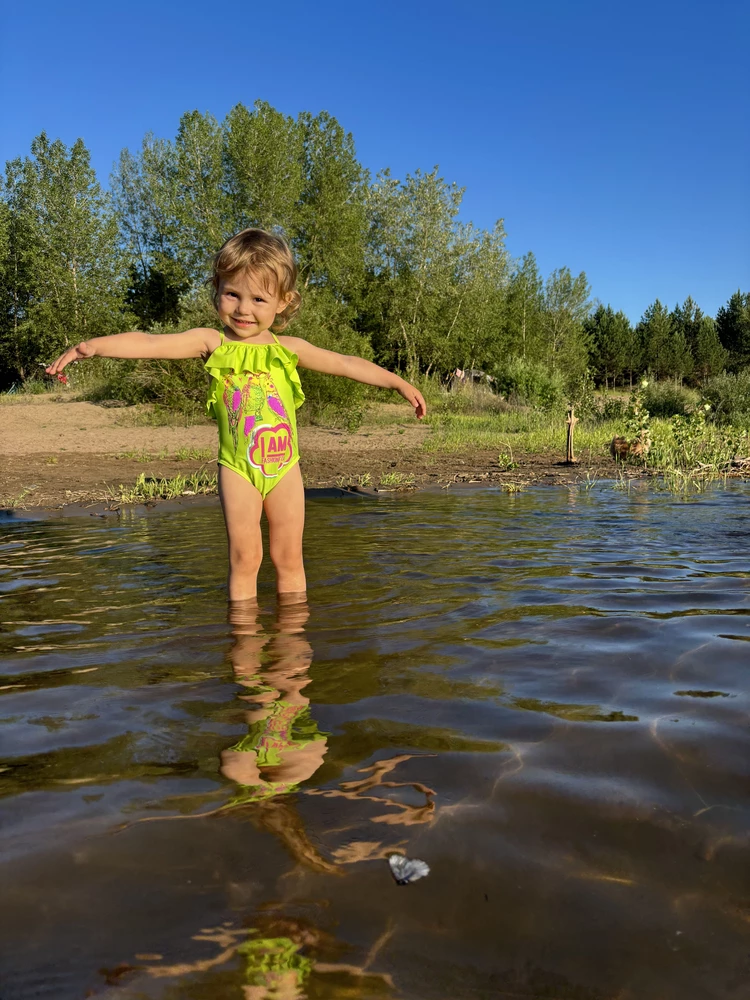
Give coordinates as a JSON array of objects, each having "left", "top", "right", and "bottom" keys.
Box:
[
  {"left": 600, "top": 396, "right": 628, "bottom": 421},
  {"left": 703, "top": 369, "right": 750, "bottom": 425},
  {"left": 83, "top": 288, "right": 218, "bottom": 411},
  {"left": 567, "top": 368, "right": 597, "bottom": 418},
  {"left": 641, "top": 381, "right": 698, "bottom": 419},
  {"left": 492, "top": 357, "right": 565, "bottom": 411},
  {"left": 425, "top": 377, "right": 510, "bottom": 416}
]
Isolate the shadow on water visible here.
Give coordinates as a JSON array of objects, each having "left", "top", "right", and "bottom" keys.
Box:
[{"left": 0, "top": 483, "right": 749, "bottom": 998}]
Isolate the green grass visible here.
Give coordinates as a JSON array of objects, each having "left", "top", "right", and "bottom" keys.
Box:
[
  {"left": 423, "top": 411, "right": 621, "bottom": 460},
  {"left": 0, "top": 485, "right": 39, "bottom": 509},
  {"left": 110, "top": 471, "right": 218, "bottom": 504},
  {"left": 116, "top": 447, "right": 214, "bottom": 462},
  {"left": 379, "top": 471, "right": 416, "bottom": 487}
]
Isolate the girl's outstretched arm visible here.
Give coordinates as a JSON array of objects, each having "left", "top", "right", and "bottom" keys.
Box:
[
  {"left": 282, "top": 337, "right": 427, "bottom": 419},
  {"left": 45, "top": 328, "right": 221, "bottom": 375}
]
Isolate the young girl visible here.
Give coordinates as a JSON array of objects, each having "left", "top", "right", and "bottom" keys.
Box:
[{"left": 46, "top": 228, "right": 426, "bottom": 600}]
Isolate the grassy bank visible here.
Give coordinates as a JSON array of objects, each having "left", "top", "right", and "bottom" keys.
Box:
[
  {"left": 424, "top": 411, "right": 620, "bottom": 461},
  {"left": 4, "top": 375, "right": 750, "bottom": 500}
]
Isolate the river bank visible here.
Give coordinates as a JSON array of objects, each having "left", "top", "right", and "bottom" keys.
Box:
[{"left": 1, "top": 396, "right": 622, "bottom": 509}]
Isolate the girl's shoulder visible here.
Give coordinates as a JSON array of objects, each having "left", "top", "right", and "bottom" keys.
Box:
[
  {"left": 275, "top": 334, "right": 308, "bottom": 352},
  {"left": 195, "top": 327, "right": 223, "bottom": 351},
  {"left": 180, "top": 327, "right": 223, "bottom": 356}
]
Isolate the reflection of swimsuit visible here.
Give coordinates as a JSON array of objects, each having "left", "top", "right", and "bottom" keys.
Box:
[
  {"left": 205, "top": 332, "right": 305, "bottom": 497},
  {"left": 229, "top": 700, "right": 326, "bottom": 767},
  {"left": 226, "top": 700, "right": 327, "bottom": 805},
  {"left": 238, "top": 934, "right": 312, "bottom": 990}
]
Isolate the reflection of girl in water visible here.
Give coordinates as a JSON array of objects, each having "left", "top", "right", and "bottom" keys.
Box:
[
  {"left": 218, "top": 597, "right": 339, "bottom": 877},
  {"left": 220, "top": 597, "right": 328, "bottom": 804},
  {"left": 117, "top": 597, "right": 338, "bottom": 875}
]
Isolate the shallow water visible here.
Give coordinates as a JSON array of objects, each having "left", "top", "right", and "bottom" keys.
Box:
[{"left": 0, "top": 484, "right": 748, "bottom": 999}]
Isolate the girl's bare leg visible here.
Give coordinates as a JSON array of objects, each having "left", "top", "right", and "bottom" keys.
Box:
[
  {"left": 219, "top": 465, "right": 264, "bottom": 601},
  {"left": 264, "top": 463, "right": 306, "bottom": 596}
]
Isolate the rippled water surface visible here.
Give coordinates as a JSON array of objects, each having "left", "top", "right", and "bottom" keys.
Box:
[{"left": 1, "top": 485, "right": 749, "bottom": 999}]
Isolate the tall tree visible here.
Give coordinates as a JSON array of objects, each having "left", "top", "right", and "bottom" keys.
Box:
[
  {"left": 504, "top": 252, "right": 544, "bottom": 360},
  {"left": 172, "top": 111, "right": 226, "bottom": 275},
  {"left": 671, "top": 296, "right": 703, "bottom": 350},
  {"left": 295, "top": 111, "right": 368, "bottom": 300},
  {"left": 441, "top": 220, "right": 510, "bottom": 372},
  {"left": 3, "top": 133, "right": 124, "bottom": 372},
  {"left": 586, "top": 304, "right": 634, "bottom": 388},
  {"left": 639, "top": 299, "right": 673, "bottom": 378},
  {"left": 0, "top": 160, "right": 40, "bottom": 382},
  {"left": 669, "top": 325, "right": 694, "bottom": 384},
  {"left": 540, "top": 267, "right": 592, "bottom": 379},
  {"left": 112, "top": 135, "right": 189, "bottom": 327},
  {"left": 365, "top": 167, "right": 466, "bottom": 376},
  {"left": 223, "top": 101, "right": 304, "bottom": 236},
  {"left": 693, "top": 315, "right": 727, "bottom": 379},
  {"left": 716, "top": 291, "right": 750, "bottom": 370}
]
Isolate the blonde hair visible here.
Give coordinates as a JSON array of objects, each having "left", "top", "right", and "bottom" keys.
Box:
[{"left": 210, "top": 228, "right": 301, "bottom": 331}]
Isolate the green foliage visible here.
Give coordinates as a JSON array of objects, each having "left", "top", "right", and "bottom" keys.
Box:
[
  {"left": 366, "top": 166, "right": 468, "bottom": 376},
  {"left": 492, "top": 356, "right": 566, "bottom": 410},
  {"left": 716, "top": 291, "right": 750, "bottom": 370},
  {"left": 0, "top": 133, "right": 126, "bottom": 386},
  {"left": 504, "top": 252, "right": 544, "bottom": 359},
  {"left": 703, "top": 368, "right": 750, "bottom": 425},
  {"left": 623, "top": 381, "right": 651, "bottom": 441},
  {"left": 292, "top": 289, "right": 372, "bottom": 430},
  {"left": 566, "top": 367, "right": 597, "bottom": 416},
  {"left": 586, "top": 305, "right": 637, "bottom": 388},
  {"left": 648, "top": 410, "right": 743, "bottom": 474},
  {"left": 642, "top": 380, "right": 699, "bottom": 418},
  {"left": 111, "top": 470, "right": 217, "bottom": 504},
  {"left": 0, "top": 105, "right": 745, "bottom": 409},
  {"left": 599, "top": 396, "right": 628, "bottom": 421},
  {"left": 692, "top": 315, "right": 727, "bottom": 378},
  {"left": 223, "top": 101, "right": 304, "bottom": 235},
  {"left": 639, "top": 299, "right": 673, "bottom": 379},
  {"left": 540, "top": 267, "right": 591, "bottom": 380}
]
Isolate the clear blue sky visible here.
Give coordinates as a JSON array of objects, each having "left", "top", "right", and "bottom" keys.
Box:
[{"left": 2, "top": 0, "right": 747, "bottom": 321}]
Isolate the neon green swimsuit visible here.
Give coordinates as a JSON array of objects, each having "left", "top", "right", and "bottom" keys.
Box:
[{"left": 205, "top": 332, "right": 305, "bottom": 497}]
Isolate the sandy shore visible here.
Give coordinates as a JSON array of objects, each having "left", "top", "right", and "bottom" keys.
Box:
[{"left": 1, "top": 396, "right": 617, "bottom": 509}]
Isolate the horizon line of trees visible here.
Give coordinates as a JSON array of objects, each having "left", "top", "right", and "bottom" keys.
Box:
[{"left": 1, "top": 100, "right": 748, "bottom": 396}]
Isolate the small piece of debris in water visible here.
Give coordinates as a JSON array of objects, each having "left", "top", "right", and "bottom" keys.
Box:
[{"left": 388, "top": 853, "right": 430, "bottom": 885}]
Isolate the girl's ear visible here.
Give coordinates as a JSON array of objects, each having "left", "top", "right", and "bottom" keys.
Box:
[{"left": 276, "top": 292, "right": 294, "bottom": 314}]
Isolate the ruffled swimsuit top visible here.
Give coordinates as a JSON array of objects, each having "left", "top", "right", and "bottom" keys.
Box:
[{"left": 204, "top": 332, "right": 305, "bottom": 496}]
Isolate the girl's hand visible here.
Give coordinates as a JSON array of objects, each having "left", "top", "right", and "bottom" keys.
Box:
[
  {"left": 46, "top": 341, "right": 95, "bottom": 376},
  {"left": 398, "top": 381, "right": 427, "bottom": 419}
]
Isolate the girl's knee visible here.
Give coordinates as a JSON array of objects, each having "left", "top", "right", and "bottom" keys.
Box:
[
  {"left": 229, "top": 542, "right": 263, "bottom": 575},
  {"left": 269, "top": 541, "right": 304, "bottom": 575}
]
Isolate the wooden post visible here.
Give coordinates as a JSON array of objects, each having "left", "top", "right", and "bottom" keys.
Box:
[{"left": 565, "top": 406, "right": 579, "bottom": 464}]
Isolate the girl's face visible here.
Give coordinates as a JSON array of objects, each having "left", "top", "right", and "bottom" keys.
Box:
[{"left": 217, "top": 269, "right": 290, "bottom": 340}]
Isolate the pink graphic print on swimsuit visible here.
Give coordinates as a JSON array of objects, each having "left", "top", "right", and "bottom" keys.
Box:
[
  {"left": 247, "top": 423, "right": 294, "bottom": 477},
  {"left": 222, "top": 372, "right": 289, "bottom": 452}
]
